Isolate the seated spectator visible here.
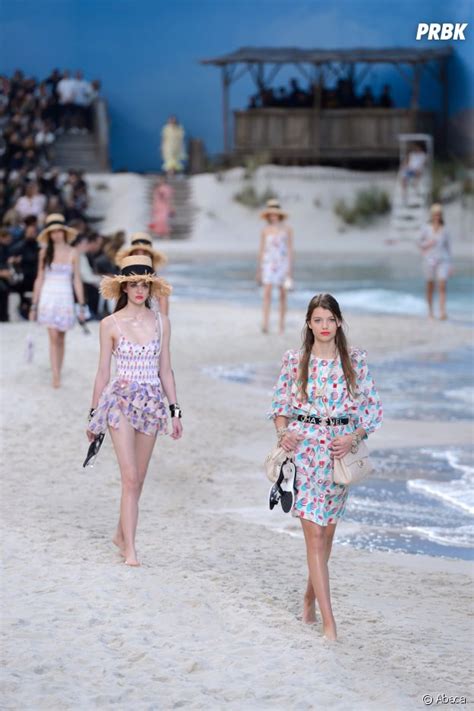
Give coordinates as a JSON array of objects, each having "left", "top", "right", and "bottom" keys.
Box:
[
  {"left": 378, "top": 84, "right": 393, "bottom": 108},
  {"left": 14, "top": 181, "right": 46, "bottom": 222},
  {"left": 8, "top": 215, "right": 39, "bottom": 319},
  {"left": 0, "top": 228, "right": 13, "bottom": 321},
  {"left": 74, "top": 234, "right": 101, "bottom": 318},
  {"left": 359, "top": 86, "right": 375, "bottom": 108}
]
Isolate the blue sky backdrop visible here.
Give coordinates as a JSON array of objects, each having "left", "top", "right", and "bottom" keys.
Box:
[{"left": 1, "top": 0, "right": 473, "bottom": 171}]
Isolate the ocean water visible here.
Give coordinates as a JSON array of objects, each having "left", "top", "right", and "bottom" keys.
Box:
[
  {"left": 166, "top": 257, "right": 474, "bottom": 322},
  {"left": 203, "top": 349, "right": 474, "bottom": 560}
]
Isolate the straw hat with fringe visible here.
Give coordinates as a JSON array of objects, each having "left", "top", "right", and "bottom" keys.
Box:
[
  {"left": 100, "top": 255, "right": 172, "bottom": 301},
  {"left": 38, "top": 213, "right": 78, "bottom": 244},
  {"left": 260, "top": 199, "right": 288, "bottom": 221},
  {"left": 115, "top": 232, "right": 167, "bottom": 270}
]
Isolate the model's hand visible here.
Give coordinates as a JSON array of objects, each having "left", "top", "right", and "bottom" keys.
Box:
[
  {"left": 280, "top": 431, "right": 302, "bottom": 452},
  {"left": 29, "top": 309, "right": 37, "bottom": 322},
  {"left": 86, "top": 429, "right": 96, "bottom": 442},
  {"left": 170, "top": 418, "right": 183, "bottom": 440},
  {"left": 329, "top": 435, "right": 353, "bottom": 459}
]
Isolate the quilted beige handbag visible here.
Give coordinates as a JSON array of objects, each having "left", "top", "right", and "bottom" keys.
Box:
[
  {"left": 333, "top": 439, "right": 373, "bottom": 485},
  {"left": 264, "top": 446, "right": 294, "bottom": 483}
]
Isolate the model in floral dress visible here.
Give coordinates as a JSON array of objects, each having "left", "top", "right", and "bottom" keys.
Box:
[
  {"left": 257, "top": 199, "right": 294, "bottom": 334},
  {"left": 87, "top": 255, "right": 182, "bottom": 567},
  {"left": 270, "top": 293, "right": 382, "bottom": 640},
  {"left": 30, "top": 213, "right": 86, "bottom": 388}
]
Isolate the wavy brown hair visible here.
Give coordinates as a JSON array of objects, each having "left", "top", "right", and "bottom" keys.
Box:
[{"left": 298, "top": 293, "right": 356, "bottom": 399}]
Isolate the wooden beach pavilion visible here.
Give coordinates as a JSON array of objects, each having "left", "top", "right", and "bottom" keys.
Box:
[{"left": 201, "top": 46, "right": 453, "bottom": 165}]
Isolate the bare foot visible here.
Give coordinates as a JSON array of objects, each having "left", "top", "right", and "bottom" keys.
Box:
[
  {"left": 123, "top": 548, "right": 140, "bottom": 567},
  {"left": 439, "top": 313, "right": 448, "bottom": 320},
  {"left": 112, "top": 535, "right": 125, "bottom": 557},
  {"left": 52, "top": 377, "right": 61, "bottom": 388},
  {"left": 322, "top": 623, "right": 338, "bottom": 641},
  {"left": 303, "top": 595, "right": 317, "bottom": 624},
  {"left": 261, "top": 326, "right": 269, "bottom": 334}
]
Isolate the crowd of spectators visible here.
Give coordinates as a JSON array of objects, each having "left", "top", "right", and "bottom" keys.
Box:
[
  {"left": 0, "top": 69, "right": 118, "bottom": 323},
  {"left": 248, "top": 78, "right": 394, "bottom": 110},
  {"left": 0, "top": 69, "right": 101, "bottom": 175}
]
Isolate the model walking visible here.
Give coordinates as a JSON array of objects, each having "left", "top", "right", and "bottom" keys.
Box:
[
  {"left": 257, "top": 199, "right": 293, "bottom": 334},
  {"left": 116, "top": 232, "right": 169, "bottom": 314},
  {"left": 419, "top": 203, "right": 453, "bottom": 320},
  {"left": 87, "top": 255, "right": 182, "bottom": 566},
  {"left": 269, "top": 293, "right": 382, "bottom": 640},
  {"left": 30, "top": 213, "right": 86, "bottom": 388},
  {"left": 149, "top": 177, "right": 175, "bottom": 239}
]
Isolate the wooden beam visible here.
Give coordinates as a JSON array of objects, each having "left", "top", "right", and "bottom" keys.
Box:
[{"left": 221, "top": 66, "right": 231, "bottom": 154}]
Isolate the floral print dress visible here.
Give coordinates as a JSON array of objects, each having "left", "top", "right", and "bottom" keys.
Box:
[
  {"left": 269, "top": 348, "right": 383, "bottom": 526},
  {"left": 261, "top": 230, "right": 290, "bottom": 286},
  {"left": 88, "top": 314, "right": 168, "bottom": 437}
]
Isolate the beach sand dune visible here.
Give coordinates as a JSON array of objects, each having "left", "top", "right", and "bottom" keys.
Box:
[{"left": 1, "top": 303, "right": 473, "bottom": 709}]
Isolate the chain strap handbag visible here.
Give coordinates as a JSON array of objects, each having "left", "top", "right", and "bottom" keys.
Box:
[{"left": 321, "top": 382, "right": 374, "bottom": 486}]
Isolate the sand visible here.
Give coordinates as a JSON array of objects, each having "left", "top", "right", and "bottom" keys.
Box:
[{"left": 1, "top": 299, "right": 473, "bottom": 710}]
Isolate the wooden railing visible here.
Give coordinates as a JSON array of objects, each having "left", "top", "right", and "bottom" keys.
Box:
[{"left": 234, "top": 108, "right": 435, "bottom": 162}]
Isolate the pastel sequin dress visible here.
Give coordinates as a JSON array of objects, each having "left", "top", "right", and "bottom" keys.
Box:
[
  {"left": 261, "top": 230, "right": 290, "bottom": 286},
  {"left": 269, "top": 348, "right": 383, "bottom": 526},
  {"left": 37, "top": 262, "right": 75, "bottom": 332},
  {"left": 88, "top": 313, "right": 168, "bottom": 437}
]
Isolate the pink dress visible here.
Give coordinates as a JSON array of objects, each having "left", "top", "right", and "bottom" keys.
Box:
[
  {"left": 149, "top": 184, "right": 174, "bottom": 236},
  {"left": 88, "top": 313, "right": 168, "bottom": 436}
]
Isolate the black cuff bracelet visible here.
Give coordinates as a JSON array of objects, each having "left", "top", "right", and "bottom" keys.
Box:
[{"left": 169, "top": 403, "right": 182, "bottom": 418}]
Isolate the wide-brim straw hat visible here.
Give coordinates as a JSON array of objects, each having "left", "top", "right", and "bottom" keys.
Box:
[
  {"left": 115, "top": 232, "right": 167, "bottom": 270},
  {"left": 37, "top": 213, "right": 78, "bottom": 244},
  {"left": 430, "top": 203, "right": 443, "bottom": 215},
  {"left": 100, "top": 255, "right": 172, "bottom": 301},
  {"left": 260, "top": 199, "right": 288, "bottom": 220}
]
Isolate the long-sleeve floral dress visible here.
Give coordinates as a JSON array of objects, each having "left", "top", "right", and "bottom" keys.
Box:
[{"left": 269, "top": 348, "right": 383, "bottom": 526}]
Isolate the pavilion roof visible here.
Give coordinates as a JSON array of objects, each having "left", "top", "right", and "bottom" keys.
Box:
[{"left": 201, "top": 46, "right": 453, "bottom": 66}]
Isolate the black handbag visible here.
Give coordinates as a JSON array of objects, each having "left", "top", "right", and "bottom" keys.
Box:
[{"left": 83, "top": 433, "right": 105, "bottom": 468}]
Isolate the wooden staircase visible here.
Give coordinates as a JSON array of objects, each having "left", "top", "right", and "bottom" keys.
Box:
[
  {"left": 390, "top": 173, "right": 431, "bottom": 242},
  {"left": 52, "top": 132, "right": 109, "bottom": 173}
]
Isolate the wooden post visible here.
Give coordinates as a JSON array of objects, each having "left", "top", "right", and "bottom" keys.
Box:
[
  {"left": 222, "top": 66, "right": 230, "bottom": 155},
  {"left": 410, "top": 63, "right": 421, "bottom": 132}
]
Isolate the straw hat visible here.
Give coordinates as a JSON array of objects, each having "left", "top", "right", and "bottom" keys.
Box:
[
  {"left": 430, "top": 203, "right": 443, "bottom": 215},
  {"left": 260, "top": 199, "right": 288, "bottom": 221},
  {"left": 116, "top": 232, "right": 167, "bottom": 270},
  {"left": 100, "top": 255, "right": 172, "bottom": 301},
  {"left": 37, "top": 213, "right": 78, "bottom": 244}
]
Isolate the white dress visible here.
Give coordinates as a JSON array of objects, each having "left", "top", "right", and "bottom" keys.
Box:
[
  {"left": 261, "top": 230, "right": 290, "bottom": 286},
  {"left": 38, "top": 262, "right": 75, "bottom": 331}
]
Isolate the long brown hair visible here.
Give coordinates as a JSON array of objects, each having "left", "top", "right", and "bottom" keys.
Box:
[
  {"left": 44, "top": 231, "right": 67, "bottom": 267},
  {"left": 298, "top": 294, "right": 356, "bottom": 399}
]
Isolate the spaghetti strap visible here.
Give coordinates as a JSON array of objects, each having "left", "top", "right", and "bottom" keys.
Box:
[{"left": 111, "top": 314, "right": 124, "bottom": 335}]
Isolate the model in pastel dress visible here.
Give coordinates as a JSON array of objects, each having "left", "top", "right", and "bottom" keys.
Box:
[
  {"left": 87, "top": 256, "right": 182, "bottom": 567},
  {"left": 257, "top": 199, "right": 294, "bottom": 334},
  {"left": 30, "top": 213, "right": 86, "bottom": 388},
  {"left": 116, "top": 232, "right": 169, "bottom": 315},
  {"left": 270, "top": 294, "right": 382, "bottom": 640},
  {"left": 149, "top": 176, "right": 175, "bottom": 239},
  {"left": 418, "top": 203, "right": 453, "bottom": 320}
]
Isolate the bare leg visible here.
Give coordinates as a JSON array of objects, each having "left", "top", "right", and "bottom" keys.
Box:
[
  {"left": 47, "top": 328, "right": 61, "bottom": 388},
  {"left": 110, "top": 416, "right": 157, "bottom": 564},
  {"left": 301, "top": 518, "right": 337, "bottom": 640},
  {"left": 262, "top": 284, "right": 272, "bottom": 333},
  {"left": 303, "top": 524, "right": 337, "bottom": 623},
  {"left": 57, "top": 331, "right": 66, "bottom": 377},
  {"left": 109, "top": 415, "right": 140, "bottom": 565},
  {"left": 438, "top": 280, "right": 447, "bottom": 319},
  {"left": 279, "top": 286, "right": 287, "bottom": 335},
  {"left": 425, "top": 280, "right": 435, "bottom": 318}
]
